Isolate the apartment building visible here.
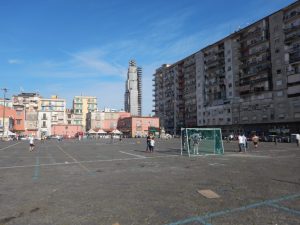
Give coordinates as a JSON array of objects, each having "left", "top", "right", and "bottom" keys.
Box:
[
  {"left": 152, "top": 57, "right": 196, "bottom": 135},
  {"left": 12, "top": 92, "right": 40, "bottom": 136},
  {"left": 37, "top": 95, "right": 66, "bottom": 137},
  {"left": 73, "top": 96, "right": 97, "bottom": 130},
  {"left": 0, "top": 98, "right": 12, "bottom": 107},
  {"left": 153, "top": 1, "right": 300, "bottom": 136},
  {"left": 0, "top": 105, "right": 25, "bottom": 135}
]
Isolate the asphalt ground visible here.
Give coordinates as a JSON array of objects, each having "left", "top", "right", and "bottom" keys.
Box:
[{"left": 0, "top": 138, "right": 299, "bottom": 225}]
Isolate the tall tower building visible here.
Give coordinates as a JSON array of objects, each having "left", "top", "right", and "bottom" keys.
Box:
[{"left": 124, "top": 60, "right": 142, "bottom": 116}]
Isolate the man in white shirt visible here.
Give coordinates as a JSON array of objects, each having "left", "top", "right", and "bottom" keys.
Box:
[
  {"left": 29, "top": 136, "right": 35, "bottom": 152},
  {"left": 238, "top": 134, "right": 244, "bottom": 152}
]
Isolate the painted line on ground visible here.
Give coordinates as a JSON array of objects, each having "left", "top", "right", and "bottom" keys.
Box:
[
  {"left": 266, "top": 203, "right": 300, "bottom": 216},
  {"left": 56, "top": 144, "right": 92, "bottom": 174},
  {"left": 119, "top": 151, "right": 146, "bottom": 158},
  {"left": 165, "top": 193, "right": 300, "bottom": 225},
  {"left": 0, "top": 142, "right": 21, "bottom": 151},
  {"left": 0, "top": 155, "right": 179, "bottom": 170}
]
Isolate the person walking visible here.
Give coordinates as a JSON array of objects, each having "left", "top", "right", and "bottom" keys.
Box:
[
  {"left": 252, "top": 134, "right": 259, "bottom": 148},
  {"left": 146, "top": 135, "right": 151, "bottom": 152},
  {"left": 29, "top": 136, "right": 35, "bottom": 152}
]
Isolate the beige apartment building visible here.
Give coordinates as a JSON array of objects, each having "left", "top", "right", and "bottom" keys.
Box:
[
  {"left": 153, "top": 1, "right": 300, "bottom": 136},
  {"left": 73, "top": 96, "right": 97, "bottom": 131}
]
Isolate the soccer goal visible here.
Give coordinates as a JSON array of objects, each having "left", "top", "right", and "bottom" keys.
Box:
[{"left": 181, "top": 128, "right": 224, "bottom": 157}]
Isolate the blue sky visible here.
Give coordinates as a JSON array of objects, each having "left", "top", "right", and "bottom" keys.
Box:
[{"left": 0, "top": 0, "right": 296, "bottom": 115}]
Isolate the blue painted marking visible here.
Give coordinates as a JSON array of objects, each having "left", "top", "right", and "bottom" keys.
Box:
[
  {"left": 267, "top": 203, "right": 300, "bottom": 216},
  {"left": 164, "top": 193, "right": 300, "bottom": 225},
  {"left": 32, "top": 156, "right": 40, "bottom": 180}
]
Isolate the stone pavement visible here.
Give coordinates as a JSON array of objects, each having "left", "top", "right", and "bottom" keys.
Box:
[{"left": 0, "top": 138, "right": 299, "bottom": 225}]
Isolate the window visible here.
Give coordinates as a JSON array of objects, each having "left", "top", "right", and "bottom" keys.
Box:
[
  {"left": 276, "top": 80, "right": 283, "bottom": 86},
  {"left": 43, "top": 121, "right": 46, "bottom": 127},
  {"left": 276, "top": 69, "right": 281, "bottom": 74},
  {"left": 277, "top": 91, "right": 283, "bottom": 97},
  {"left": 227, "top": 66, "right": 231, "bottom": 71},
  {"left": 16, "top": 119, "right": 21, "bottom": 125},
  {"left": 275, "top": 49, "right": 280, "bottom": 53}
]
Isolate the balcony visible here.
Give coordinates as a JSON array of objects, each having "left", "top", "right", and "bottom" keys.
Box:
[
  {"left": 290, "top": 53, "right": 300, "bottom": 64},
  {"left": 285, "top": 32, "right": 300, "bottom": 44},
  {"left": 284, "top": 24, "right": 300, "bottom": 34},
  {"left": 287, "top": 73, "right": 300, "bottom": 84},
  {"left": 246, "top": 37, "right": 268, "bottom": 48},
  {"left": 283, "top": 11, "right": 300, "bottom": 22},
  {"left": 240, "top": 56, "right": 270, "bottom": 69},
  {"left": 287, "top": 84, "right": 300, "bottom": 98},
  {"left": 240, "top": 47, "right": 269, "bottom": 59}
]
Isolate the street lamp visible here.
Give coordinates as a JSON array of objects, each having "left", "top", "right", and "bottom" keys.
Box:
[{"left": 1, "top": 88, "right": 8, "bottom": 140}]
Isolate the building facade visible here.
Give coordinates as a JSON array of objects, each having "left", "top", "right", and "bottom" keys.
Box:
[
  {"left": 124, "top": 60, "right": 142, "bottom": 116},
  {"left": 86, "top": 110, "right": 130, "bottom": 132},
  {"left": 12, "top": 92, "right": 40, "bottom": 136},
  {"left": 37, "top": 95, "right": 67, "bottom": 138},
  {"left": 51, "top": 124, "right": 83, "bottom": 138},
  {"left": 0, "top": 98, "right": 12, "bottom": 107},
  {"left": 153, "top": 1, "right": 300, "bottom": 136},
  {"left": 0, "top": 105, "right": 25, "bottom": 135},
  {"left": 72, "top": 96, "right": 97, "bottom": 131},
  {"left": 118, "top": 116, "right": 159, "bottom": 138}
]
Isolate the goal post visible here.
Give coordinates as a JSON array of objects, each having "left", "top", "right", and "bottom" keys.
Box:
[{"left": 181, "top": 128, "right": 224, "bottom": 157}]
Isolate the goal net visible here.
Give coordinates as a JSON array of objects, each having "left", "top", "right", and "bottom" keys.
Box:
[{"left": 181, "top": 128, "right": 224, "bottom": 157}]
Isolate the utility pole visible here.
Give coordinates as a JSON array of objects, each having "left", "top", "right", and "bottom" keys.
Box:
[{"left": 1, "top": 88, "right": 8, "bottom": 140}]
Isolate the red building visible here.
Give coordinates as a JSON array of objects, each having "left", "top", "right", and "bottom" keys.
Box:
[
  {"left": 118, "top": 116, "right": 160, "bottom": 137},
  {"left": 0, "top": 105, "right": 25, "bottom": 134},
  {"left": 51, "top": 124, "right": 83, "bottom": 138}
]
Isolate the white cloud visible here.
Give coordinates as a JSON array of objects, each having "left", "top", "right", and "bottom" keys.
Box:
[
  {"left": 64, "top": 49, "right": 127, "bottom": 77},
  {"left": 8, "top": 59, "right": 23, "bottom": 64}
]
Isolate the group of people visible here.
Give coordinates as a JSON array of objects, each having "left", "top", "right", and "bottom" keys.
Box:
[
  {"left": 146, "top": 135, "right": 155, "bottom": 152},
  {"left": 237, "top": 133, "right": 260, "bottom": 152}
]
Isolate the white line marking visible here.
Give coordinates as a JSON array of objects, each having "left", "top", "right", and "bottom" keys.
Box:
[
  {"left": 0, "top": 142, "right": 21, "bottom": 151},
  {"left": 119, "top": 151, "right": 146, "bottom": 158},
  {"left": 209, "top": 163, "right": 225, "bottom": 166},
  {"left": 56, "top": 145, "right": 91, "bottom": 173},
  {"left": 0, "top": 155, "right": 179, "bottom": 170}
]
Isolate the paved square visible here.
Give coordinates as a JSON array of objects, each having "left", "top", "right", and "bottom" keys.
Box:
[{"left": 0, "top": 139, "right": 299, "bottom": 225}]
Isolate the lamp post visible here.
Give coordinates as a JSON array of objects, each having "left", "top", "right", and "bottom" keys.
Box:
[{"left": 1, "top": 88, "right": 8, "bottom": 140}]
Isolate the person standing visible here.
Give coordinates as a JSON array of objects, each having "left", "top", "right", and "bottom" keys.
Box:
[
  {"left": 296, "top": 133, "right": 300, "bottom": 147},
  {"left": 252, "top": 134, "right": 259, "bottom": 148},
  {"left": 146, "top": 135, "right": 151, "bottom": 152},
  {"left": 150, "top": 137, "right": 155, "bottom": 153},
  {"left": 242, "top": 134, "right": 247, "bottom": 152},
  {"left": 238, "top": 134, "right": 244, "bottom": 152},
  {"left": 29, "top": 136, "right": 35, "bottom": 152}
]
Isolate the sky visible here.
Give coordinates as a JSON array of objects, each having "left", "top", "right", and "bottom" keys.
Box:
[{"left": 0, "top": 0, "right": 296, "bottom": 115}]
